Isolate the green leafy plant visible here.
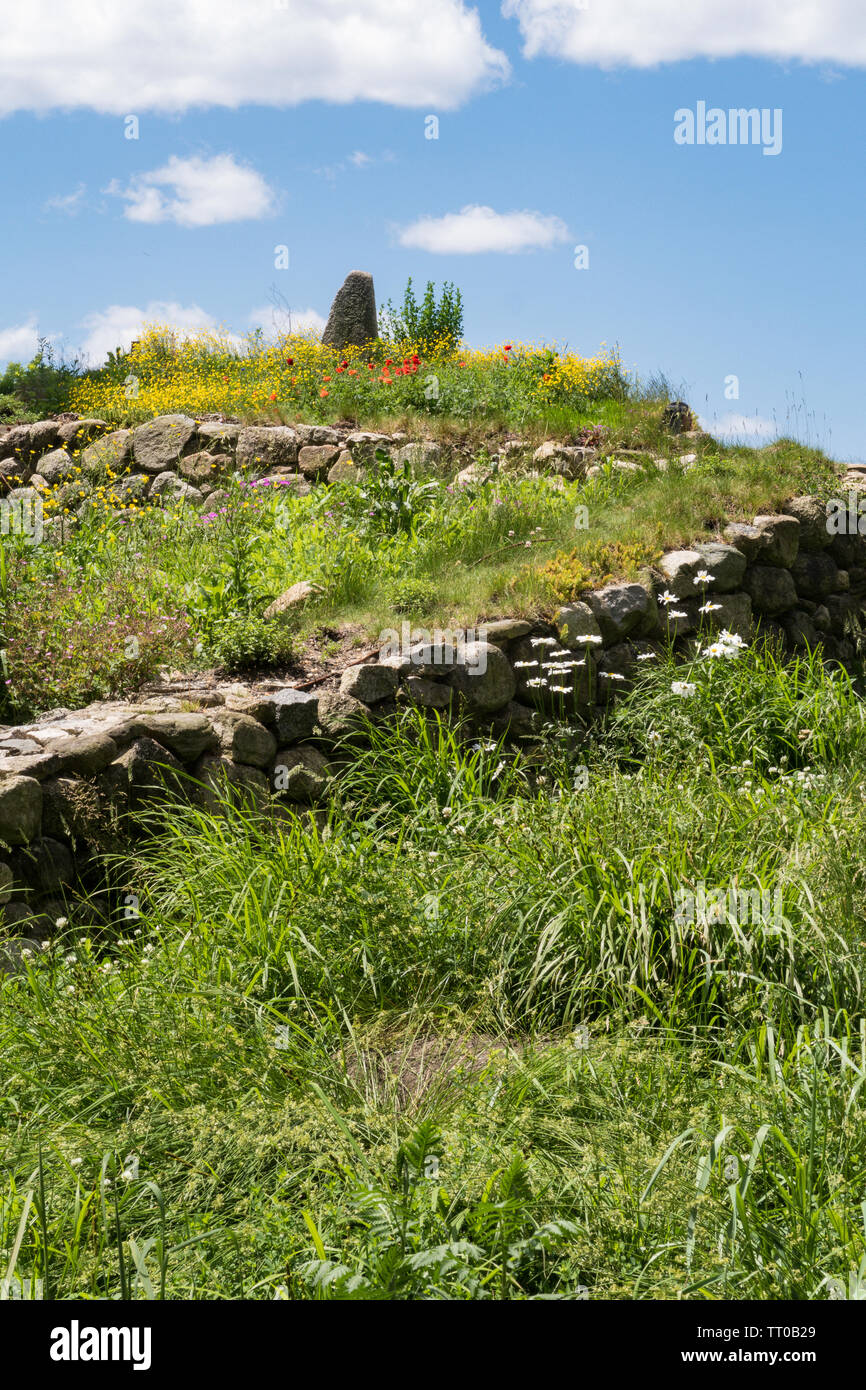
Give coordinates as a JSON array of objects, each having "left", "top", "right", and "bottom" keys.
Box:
[{"left": 379, "top": 278, "right": 464, "bottom": 356}]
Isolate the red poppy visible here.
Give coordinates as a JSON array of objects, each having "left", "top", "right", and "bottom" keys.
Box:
[
  {"left": 412, "top": 354, "right": 420, "bottom": 366},
  {"left": 504, "top": 344, "right": 512, "bottom": 351},
  {"left": 320, "top": 387, "right": 329, "bottom": 397},
  {"left": 322, "top": 374, "right": 332, "bottom": 382},
  {"left": 340, "top": 360, "right": 348, "bottom": 369},
  {"left": 385, "top": 358, "right": 392, "bottom": 366},
  {"left": 286, "top": 357, "right": 294, "bottom": 366},
  {"left": 368, "top": 363, "right": 375, "bottom": 371},
  {"left": 269, "top": 391, "right": 277, "bottom": 400}
]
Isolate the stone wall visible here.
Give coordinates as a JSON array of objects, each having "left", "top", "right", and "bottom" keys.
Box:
[{"left": 2, "top": 412, "right": 866, "bottom": 947}]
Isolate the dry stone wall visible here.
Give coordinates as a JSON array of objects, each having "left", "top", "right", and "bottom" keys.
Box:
[{"left": 2, "top": 411, "right": 866, "bottom": 948}]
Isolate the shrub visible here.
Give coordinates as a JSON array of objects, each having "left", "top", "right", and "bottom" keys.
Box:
[
  {"left": 379, "top": 278, "right": 464, "bottom": 356},
  {"left": 385, "top": 576, "right": 438, "bottom": 616},
  {"left": 206, "top": 613, "right": 293, "bottom": 672},
  {"left": 539, "top": 537, "right": 662, "bottom": 602}
]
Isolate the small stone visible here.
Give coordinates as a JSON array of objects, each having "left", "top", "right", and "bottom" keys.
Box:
[
  {"left": 210, "top": 712, "right": 278, "bottom": 768},
  {"left": 298, "top": 444, "right": 341, "bottom": 480},
  {"left": 237, "top": 426, "right": 298, "bottom": 471},
  {"left": 742, "top": 565, "right": 798, "bottom": 614},
  {"left": 401, "top": 677, "right": 452, "bottom": 709},
  {"left": 556, "top": 602, "right": 603, "bottom": 649},
  {"left": 479, "top": 619, "right": 533, "bottom": 644},
  {"left": 782, "top": 496, "right": 832, "bottom": 550}
]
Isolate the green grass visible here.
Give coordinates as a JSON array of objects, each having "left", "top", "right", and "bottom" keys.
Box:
[{"left": 2, "top": 644, "right": 866, "bottom": 1299}]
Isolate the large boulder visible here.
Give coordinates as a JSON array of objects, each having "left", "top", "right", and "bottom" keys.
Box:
[
  {"left": 191, "top": 754, "right": 269, "bottom": 814},
  {"left": 107, "top": 712, "right": 216, "bottom": 762},
  {"left": 37, "top": 449, "right": 76, "bottom": 485},
  {"left": 321, "top": 270, "right": 378, "bottom": 350},
  {"left": 133, "top": 415, "right": 197, "bottom": 473},
  {"left": 98, "top": 737, "right": 185, "bottom": 809},
  {"left": 693, "top": 542, "right": 748, "bottom": 592}
]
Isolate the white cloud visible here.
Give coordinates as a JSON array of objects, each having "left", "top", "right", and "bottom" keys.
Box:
[
  {"left": 700, "top": 412, "right": 778, "bottom": 442},
  {"left": 0, "top": 1, "right": 509, "bottom": 116},
  {"left": 248, "top": 305, "right": 326, "bottom": 339},
  {"left": 348, "top": 151, "right": 372, "bottom": 168},
  {"left": 396, "top": 204, "right": 569, "bottom": 254},
  {"left": 0, "top": 318, "right": 40, "bottom": 365},
  {"left": 43, "top": 183, "right": 87, "bottom": 215},
  {"left": 77, "top": 302, "right": 229, "bottom": 366},
  {"left": 502, "top": 0, "right": 866, "bottom": 68},
  {"left": 106, "top": 155, "right": 276, "bottom": 228}
]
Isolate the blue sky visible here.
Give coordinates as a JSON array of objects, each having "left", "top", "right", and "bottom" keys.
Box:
[{"left": 1, "top": 1, "right": 863, "bottom": 459}]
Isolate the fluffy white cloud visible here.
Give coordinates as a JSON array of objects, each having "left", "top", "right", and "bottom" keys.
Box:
[
  {"left": 77, "top": 302, "right": 230, "bottom": 366},
  {"left": 700, "top": 411, "right": 778, "bottom": 442},
  {"left": 0, "top": 318, "right": 41, "bottom": 365},
  {"left": 502, "top": 0, "right": 866, "bottom": 68},
  {"left": 248, "top": 305, "right": 326, "bottom": 339},
  {"left": 396, "top": 204, "right": 569, "bottom": 254},
  {"left": 106, "top": 155, "right": 276, "bottom": 228},
  {"left": 0, "top": 1, "right": 508, "bottom": 116},
  {"left": 43, "top": 183, "right": 87, "bottom": 215}
]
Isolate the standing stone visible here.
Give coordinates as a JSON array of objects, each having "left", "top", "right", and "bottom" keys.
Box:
[{"left": 322, "top": 271, "right": 378, "bottom": 350}]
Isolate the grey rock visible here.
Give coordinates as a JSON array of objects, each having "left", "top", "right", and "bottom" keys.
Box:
[
  {"left": 56, "top": 419, "right": 108, "bottom": 449},
  {"left": 0, "top": 861, "right": 13, "bottom": 903},
  {"left": 315, "top": 690, "right": 372, "bottom": 743},
  {"left": 532, "top": 441, "right": 592, "bottom": 480},
  {"left": 782, "top": 609, "right": 819, "bottom": 650},
  {"left": 345, "top": 432, "right": 392, "bottom": 466},
  {"left": 12, "top": 837, "right": 74, "bottom": 894},
  {"left": 99, "top": 737, "right": 185, "bottom": 809},
  {"left": 272, "top": 688, "right": 319, "bottom": 744},
  {"left": 80, "top": 430, "right": 133, "bottom": 477},
  {"left": 321, "top": 270, "right": 378, "bottom": 350},
  {"left": 693, "top": 542, "right": 748, "bottom": 593},
  {"left": 742, "top": 565, "right": 798, "bottom": 614},
  {"left": 752, "top": 514, "right": 800, "bottom": 567},
  {"left": 699, "top": 590, "right": 753, "bottom": 639},
  {"left": 192, "top": 754, "right": 270, "bottom": 814},
  {"left": 28, "top": 420, "right": 60, "bottom": 456},
  {"left": 179, "top": 451, "right": 223, "bottom": 485},
  {"left": 446, "top": 641, "right": 517, "bottom": 713},
  {"left": 133, "top": 415, "right": 197, "bottom": 473},
  {"left": 263, "top": 582, "right": 323, "bottom": 622},
  {"left": 294, "top": 424, "right": 342, "bottom": 447},
  {"left": 401, "top": 676, "right": 452, "bottom": 709},
  {"left": 479, "top": 618, "right": 533, "bottom": 644},
  {"left": 42, "top": 733, "right": 117, "bottom": 776},
  {"left": 0, "top": 776, "right": 42, "bottom": 843},
  {"left": 722, "top": 522, "right": 766, "bottom": 562},
  {"left": 657, "top": 549, "right": 707, "bottom": 599},
  {"left": 339, "top": 662, "right": 399, "bottom": 704},
  {"left": 115, "top": 473, "right": 150, "bottom": 503},
  {"left": 210, "top": 712, "right": 278, "bottom": 768},
  {"left": 237, "top": 426, "right": 298, "bottom": 472},
  {"left": 392, "top": 441, "right": 442, "bottom": 469},
  {"left": 556, "top": 602, "right": 603, "bottom": 649},
  {"left": 828, "top": 532, "right": 866, "bottom": 568},
  {"left": 195, "top": 422, "right": 242, "bottom": 454},
  {"left": 108, "top": 713, "right": 217, "bottom": 762},
  {"left": 790, "top": 550, "right": 839, "bottom": 601},
  {"left": 271, "top": 744, "right": 330, "bottom": 802},
  {"left": 782, "top": 496, "right": 832, "bottom": 550},
  {"left": 327, "top": 454, "right": 363, "bottom": 483},
  {"left": 298, "top": 444, "right": 341, "bottom": 479},
  {"left": 585, "top": 582, "right": 659, "bottom": 642},
  {"left": 37, "top": 448, "right": 76, "bottom": 484}
]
